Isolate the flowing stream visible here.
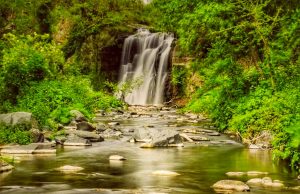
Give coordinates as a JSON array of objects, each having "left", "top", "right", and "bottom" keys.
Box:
[
  {"left": 0, "top": 107, "right": 299, "bottom": 194},
  {"left": 118, "top": 29, "right": 174, "bottom": 105}
]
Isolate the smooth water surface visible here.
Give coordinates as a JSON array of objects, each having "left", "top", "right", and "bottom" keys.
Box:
[{"left": 1, "top": 109, "right": 299, "bottom": 194}]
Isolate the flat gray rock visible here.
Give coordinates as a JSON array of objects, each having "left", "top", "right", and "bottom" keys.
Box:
[{"left": 0, "top": 144, "right": 39, "bottom": 154}]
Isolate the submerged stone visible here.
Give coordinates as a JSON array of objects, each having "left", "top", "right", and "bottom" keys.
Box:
[
  {"left": 151, "top": 170, "right": 180, "bottom": 176},
  {"left": 109, "top": 155, "right": 126, "bottom": 161}
]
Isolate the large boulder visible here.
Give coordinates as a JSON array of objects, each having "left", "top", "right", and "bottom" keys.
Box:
[
  {"left": 76, "top": 121, "right": 95, "bottom": 131},
  {"left": 133, "top": 128, "right": 182, "bottom": 147},
  {"left": 212, "top": 180, "right": 250, "bottom": 192},
  {"left": 64, "top": 134, "right": 91, "bottom": 146},
  {"left": 70, "top": 110, "right": 87, "bottom": 122},
  {"left": 0, "top": 112, "right": 35, "bottom": 127},
  {"left": 65, "top": 130, "right": 104, "bottom": 142}
]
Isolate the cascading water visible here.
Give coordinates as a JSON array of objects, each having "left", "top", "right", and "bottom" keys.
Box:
[{"left": 118, "top": 29, "right": 174, "bottom": 105}]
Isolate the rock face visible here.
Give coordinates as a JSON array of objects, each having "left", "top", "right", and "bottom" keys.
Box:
[
  {"left": 0, "top": 112, "right": 34, "bottom": 126},
  {"left": 76, "top": 121, "right": 95, "bottom": 131},
  {"left": 133, "top": 128, "right": 182, "bottom": 147},
  {"left": 212, "top": 180, "right": 250, "bottom": 192}
]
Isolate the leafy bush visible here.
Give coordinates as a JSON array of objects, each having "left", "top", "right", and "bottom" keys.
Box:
[
  {"left": 15, "top": 77, "right": 122, "bottom": 128},
  {"left": 0, "top": 123, "right": 32, "bottom": 145},
  {"left": 150, "top": 0, "right": 300, "bottom": 167},
  {"left": 0, "top": 33, "right": 64, "bottom": 103}
]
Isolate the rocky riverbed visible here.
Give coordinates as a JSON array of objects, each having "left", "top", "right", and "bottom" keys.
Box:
[{"left": 0, "top": 106, "right": 299, "bottom": 194}]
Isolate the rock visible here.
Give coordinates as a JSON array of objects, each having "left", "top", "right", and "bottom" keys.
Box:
[
  {"left": 95, "top": 123, "right": 107, "bottom": 132},
  {"left": 297, "top": 175, "right": 300, "bottom": 180},
  {"left": 0, "top": 161, "right": 14, "bottom": 173},
  {"left": 56, "top": 165, "right": 83, "bottom": 173},
  {"left": 190, "top": 136, "right": 210, "bottom": 141},
  {"left": 76, "top": 121, "right": 95, "bottom": 131},
  {"left": 247, "top": 178, "right": 263, "bottom": 186},
  {"left": 179, "top": 133, "right": 194, "bottom": 142},
  {"left": 63, "top": 134, "right": 91, "bottom": 146},
  {"left": 212, "top": 180, "right": 250, "bottom": 192},
  {"left": 140, "top": 143, "right": 155, "bottom": 148},
  {"left": 65, "top": 130, "right": 104, "bottom": 142},
  {"left": 133, "top": 128, "right": 153, "bottom": 142},
  {"left": 151, "top": 170, "right": 180, "bottom": 176},
  {"left": 0, "top": 113, "right": 12, "bottom": 125},
  {"left": 108, "top": 122, "right": 120, "bottom": 126},
  {"left": 54, "top": 136, "right": 67, "bottom": 145},
  {"left": 109, "top": 155, "right": 126, "bottom": 160},
  {"left": 0, "top": 112, "right": 35, "bottom": 127},
  {"left": 182, "top": 129, "right": 204, "bottom": 134},
  {"left": 247, "top": 171, "right": 268, "bottom": 176},
  {"left": 249, "top": 144, "right": 261, "bottom": 149},
  {"left": 70, "top": 110, "right": 87, "bottom": 122},
  {"left": 207, "top": 132, "right": 220, "bottom": 136},
  {"left": 0, "top": 144, "right": 39, "bottom": 154},
  {"left": 29, "top": 128, "right": 44, "bottom": 143},
  {"left": 101, "top": 129, "right": 123, "bottom": 139},
  {"left": 247, "top": 177, "right": 285, "bottom": 189},
  {"left": 226, "top": 172, "right": 245, "bottom": 177},
  {"left": 151, "top": 129, "right": 183, "bottom": 147}
]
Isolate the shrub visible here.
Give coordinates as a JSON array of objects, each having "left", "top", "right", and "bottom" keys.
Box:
[{"left": 0, "top": 123, "right": 32, "bottom": 145}]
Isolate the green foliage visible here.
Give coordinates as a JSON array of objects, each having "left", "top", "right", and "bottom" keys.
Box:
[
  {"left": 0, "top": 33, "right": 64, "bottom": 104},
  {"left": 151, "top": 0, "right": 300, "bottom": 167},
  {"left": 0, "top": 123, "right": 32, "bottom": 145},
  {"left": 15, "top": 77, "right": 122, "bottom": 128},
  {"left": 171, "top": 66, "right": 188, "bottom": 96}
]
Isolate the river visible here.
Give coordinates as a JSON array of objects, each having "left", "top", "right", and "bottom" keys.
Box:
[{"left": 0, "top": 107, "right": 299, "bottom": 193}]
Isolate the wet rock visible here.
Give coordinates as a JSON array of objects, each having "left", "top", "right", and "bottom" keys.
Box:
[
  {"left": 247, "top": 171, "right": 268, "bottom": 176},
  {"left": 182, "top": 129, "right": 204, "bottom": 134},
  {"left": 247, "top": 177, "right": 285, "bottom": 189},
  {"left": 70, "top": 110, "right": 87, "bottom": 122},
  {"left": 212, "top": 180, "right": 250, "bottom": 192},
  {"left": 151, "top": 129, "right": 182, "bottom": 147},
  {"left": 109, "top": 155, "right": 126, "bottom": 160},
  {"left": 30, "top": 128, "right": 44, "bottom": 143},
  {"left": 190, "top": 136, "right": 210, "bottom": 141},
  {"left": 247, "top": 178, "right": 263, "bottom": 186},
  {"left": 207, "top": 132, "right": 220, "bottom": 136},
  {"left": 101, "top": 128, "right": 123, "bottom": 139},
  {"left": 108, "top": 122, "right": 120, "bottom": 127},
  {"left": 64, "top": 134, "right": 91, "bottom": 146},
  {"left": 249, "top": 144, "right": 261, "bottom": 149},
  {"left": 0, "top": 144, "right": 39, "bottom": 154},
  {"left": 151, "top": 170, "right": 180, "bottom": 176},
  {"left": 140, "top": 143, "right": 155, "bottom": 148},
  {"left": 76, "top": 121, "right": 95, "bottom": 131},
  {"left": 65, "top": 130, "right": 104, "bottom": 142},
  {"left": 95, "top": 123, "right": 107, "bottom": 132},
  {"left": 179, "top": 133, "right": 194, "bottom": 142},
  {"left": 0, "top": 161, "right": 14, "bottom": 173},
  {"left": 56, "top": 165, "right": 83, "bottom": 173},
  {"left": 55, "top": 136, "right": 67, "bottom": 145},
  {"left": 226, "top": 172, "right": 245, "bottom": 177}
]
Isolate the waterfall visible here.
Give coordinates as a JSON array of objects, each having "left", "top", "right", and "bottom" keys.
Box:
[{"left": 118, "top": 29, "right": 174, "bottom": 105}]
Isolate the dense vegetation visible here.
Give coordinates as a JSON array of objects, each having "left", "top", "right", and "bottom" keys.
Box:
[
  {"left": 149, "top": 0, "right": 300, "bottom": 168},
  {"left": 0, "top": 0, "right": 146, "bottom": 132},
  {"left": 0, "top": 0, "right": 299, "bottom": 169}
]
